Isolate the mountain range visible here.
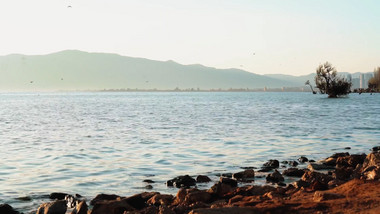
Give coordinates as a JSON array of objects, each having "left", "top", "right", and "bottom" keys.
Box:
[{"left": 0, "top": 50, "right": 363, "bottom": 91}]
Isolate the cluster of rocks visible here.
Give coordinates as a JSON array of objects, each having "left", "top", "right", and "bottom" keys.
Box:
[{"left": 3, "top": 147, "right": 380, "bottom": 214}]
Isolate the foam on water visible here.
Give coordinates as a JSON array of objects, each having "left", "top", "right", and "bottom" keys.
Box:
[{"left": 0, "top": 92, "right": 379, "bottom": 212}]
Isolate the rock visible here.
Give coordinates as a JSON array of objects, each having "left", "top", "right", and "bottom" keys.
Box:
[
  {"left": 266, "top": 170, "right": 284, "bottom": 183},
  {"left": 36, "top": 200, "right": 67, "bottom": 214},
  {"left": 219, "top": 177, "right": 237, "bottom": 187},
  {"left": 0, "top": 204, "right": 19, "bottom": 214},
  {"left": 145, "top": 185, "right": 153, "bottom": 189},
  {"left": 283, "top": 168, "right": 306, "bottom": 177},
  {"left": 90, "top": 198, "right": 135, "bottom": 214},
  {"left": 328, "top": 179, "right": 346, "bottom": 189},
  {"left": 308, "top": 163, "right": 335, "bottom": 171},
  {"left": 232, "top": 169, "right": 255, "bottom": 181},
  {"left": 258, "top": 167, "right": 273, "bottom": 172},
  {"left": 159, "top": 205, "right": 175, "bottom": 214},
  {"left": 220, "top": 173, "right": 232, "bottom": 178},
  {"left": 147, "top": 194, "right": 173, "bottom": 206},
  {"left": 333, "top": 166, "right": 354, "bottom": 181},
  {"left": 313, "top": 191, "right": 344, "bottom": 202},
  {"left": 90, "top": 193, "right": 120, "bottom": 205},
  {"left": 228, "top": 195, "right": 263, "bottom": 207},
  {"left": 15, "top": 196, "right": 32, "bottom": 201},
  {"left": 344, "top": 147, "right": 351, "bottom": 150},
  {"left": 322, "top": 157, "right": 337, "bottom": 166},
  {"left": 336, "top": 154, "right": 366, "bottom": 168},
  {"left": 309, "top": 180, "right": 329, "bottom": 191},
  {"left": 70, "top": 201, "right": 88, "bottom": 214},
  {"left": 207, "top": 182, "right": 235, "bottom": 197},
  {"left": 362, "top": 152, "right": 380, "bottom": 171},
  {"left": 124, "top": 192, "right": 158, "bottom": 209},
  {"left": 49, "top": 192, "right": 70, "bottom": 200},
  {"left": 189, "top": 207, "right": 260, "bottom": 214},
  {"left": 143, "top": 179, "right": 155, "bottom": 183},
  {"left": 166, "top": 175, "right": 196, "bottom": 188},
  {"left": 263, "top": 159, "right": 279, "bottom": 169},
  {"left": 362, "top": 166, "right": 380, "bottom": 180},
  {"left": 330, "top": 152, "right": 349, "bottom": 159},
  {"left": 288, "top": 161, "right": 299, "bottom": 167},
  {"left": 301, "top": 171, "right": 333, "bottom": 187},
  {"left": 196, "top": 175, "right": 211, "bottom": 183},
  {"left": 298, "top": 156, "right": 308, "bottom": 163},
  {"left": 184, "top": 190, "right": 212, "bottom": 204},
  {"left": 240, "top": 166, "right": 257, "bottom": 170},
  {"left": 65, "top": 195, "right": 77, "bottom": 208},
  {"left": 371, "top": 146, "right": 380, "bottom": 151},
  {"left": 293, "top": 180, "right": 310, "bottom": 189}
]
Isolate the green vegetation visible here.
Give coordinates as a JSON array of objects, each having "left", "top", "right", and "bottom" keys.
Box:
[
  {"left": 368, "top": 67, "right": 380, "bottom": 92},
  {"left": 314, "top": 62, "right": 351, "bottom": 98}
]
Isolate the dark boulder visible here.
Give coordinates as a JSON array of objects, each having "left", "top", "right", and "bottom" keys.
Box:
[
  {"left": 36, "top": 200, "right": 67, "bottom": 214},
  {"left": 142, "top": 179, "right": 155, "bottom": 184},
  {"left": 196, "top": 175, "right": 211, "bottom": 183},
  {"left": 70, "top": 200, "right": 88, "bottom": 214},
  {"left": 266, "top": 170, "right": 284, "bottom": 183},
  {"left": 371, "top": 146, "right": 380, "bottom": 152},
  {"left": 330, "top": 152, "right": 349, "bottom": 159},
  {"left": 283, "top": 168, "right": 306, "bottom": 177},
  {"left": 0, "top": 204, "right": 19, "bottom": 214},
  {"left": 124, "top": 192, "right": 158, "bottom": 209},
  {"left": 167, "top": 175, "right": 196, "bottom": 188},
  {"left": 336, "top": 154, "right": 366, "bottom": 168},
  {"left": 220, "top": 177, "right": 238, "bottom": 187},
  {"left": 90, "top": 193, "right": 120, "bottom": 206},
  {"left": 263, "top": 160, "right": 279, "bottom": 169},
  {"left": 90, "top": 198, "right": 135, "bottom": 214},
  {"left": 232, "top": 169, "right": 255, "bottom": 181},
  {"left": 301, "top": 171, "right": 333, "bottom": 187},
  {"left": 298, "top": 156, "right": 308, "bottom": 163},
  {"left": 258, "top": 167, "right": 273, "bottom": 172},
  {"left": 49, "top": 192, "right": 70, "bottom": 200},
  {"left": 288, "top": 161, "right": 299, "bottom": 167}
]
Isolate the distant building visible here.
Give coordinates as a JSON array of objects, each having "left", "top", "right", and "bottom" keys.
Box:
[
  {"left": 352, "top": 78, "right": 360, "bottom": 89},
  {"left": 359, "top": 73, "right": 373, "bottom": 88}
]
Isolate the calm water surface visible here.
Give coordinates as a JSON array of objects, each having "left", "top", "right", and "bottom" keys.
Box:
[{"left": 0, "top": 92, "right": 379, "bottom": 212}]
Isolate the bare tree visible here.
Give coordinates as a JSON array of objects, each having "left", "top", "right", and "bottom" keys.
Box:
[{"left": 315, "top": 62, "right": 351, "bottom": 98}]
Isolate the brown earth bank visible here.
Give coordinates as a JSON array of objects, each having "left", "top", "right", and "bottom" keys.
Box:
[{"left": 2, "top": 147, "right": 380, "bottom": 214}]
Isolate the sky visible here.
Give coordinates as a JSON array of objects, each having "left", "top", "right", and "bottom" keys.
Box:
[{"left": 0, "top": 0, "right": 379, "bottom": 75}]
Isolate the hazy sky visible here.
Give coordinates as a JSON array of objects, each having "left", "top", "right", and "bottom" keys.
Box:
[{"left": 0, "top": 0, "right": 379, "bottom": 75}]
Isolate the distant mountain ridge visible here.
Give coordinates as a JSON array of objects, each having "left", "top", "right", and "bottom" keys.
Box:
[
  {"left": 0, "top": 50, "right": 298, "bottom": 91},
  {"left": 0, "top": 50, "right": 368, "bottom": 92}
]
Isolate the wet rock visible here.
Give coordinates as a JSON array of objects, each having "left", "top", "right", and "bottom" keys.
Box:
[
  {"left": 371, "top": 146, "right": 380, "bottom": 152},
  {"left": 301, "top": 171, "right": 333, "bottom": 187},
  {"left": 308, "top": 163, "right": 335, "bottom": 171},
  {"left": 196, "top": 175, "right": 211, "bottom": 183},
  {"left": 166, "top": 175, "right": 196, "bottom": 188},
  {"left": 207, "top": 182, "right": 235, "bottom": 197},
  {"left": 298, "top": 156, "right": 308, "bottom": 163},
  {"left": 70, "top": 201, "right": 88, "bottom": 214},
  {"left": 0, "top": 204, "right": 19, "bottom": 214},
  {"left": 90, "top": 193, "right": 120, "bottom": 205},
  {"left": 232, "top": 169, "right": 255, "bottom": 181},
  {"left": 263, "top": 159, "right": 279, "bottom": 169},
  {"left": 220, "top": 173, "right": 233, "bottom": 178},
  {"left": 288, "top": 161, "right": 299, "bottom": 167},
  {"left": 344, "top": 147, "right": 351, "bottom": 150},
  {"left": 322, "top": 157, "right": 337, "bottom": 166},
  {"left": 159, "top": 205, "right": 176, "bottom": 214},
  {"left": 219, "top": 177, "right": 237, "bottom": 187},
  {"left": 333, "top": 166, "right": 354, "bottom": 181},
  {"left": 143, "top": 179, "right": 155, "bottom": 184},
  {"left": 309, "top": 160, "right": 316, "bottom": 162},
  {"left": 362, "top": 152, "right": 380, "bottom": 171},
  {"left": 283, "top": 168, "right": 306, "bottom": 177},
  {"left": 258, "top": 167, "right": 273, "bottom": 172},
  {"left": 49, "top": 192, "right": 70, "bottom": 200},
  {"left": 240, "top": 166, "right": 257, "bottom": 170},
  {"left": 266, "top": 170, "right": 284, "bottom": 183},
  {"left": 65, "top": 195, "right": 77, "bottom": 208},
  {"left": 336, "top": 154, "right": 366, "bottom": 168},
  {"left": 90, "top": 198, "right": 135, "bottom": 214},
  {"left": 15, "top": 196, "right": 32, "bottom": 201},
  {"left": 145, "top": 185, "right": 153, "bottom": 190},
  {"left": 147, "top": 194, "right": 173, "bottom": 206},
  {"left": 124, "top": 192, "right": 158, "bottom": 209},
  {"left": 184, "top": 190, "right": 212, "bottom": 204},
  {"left": 36, "top": 200, "right": 67, "bottom": 214},
  {"left": 330, "top": 152, "right": 349, "bottom": 159},
  {"left": 313, "top": 191, "right": 344, "bottom": 202}
]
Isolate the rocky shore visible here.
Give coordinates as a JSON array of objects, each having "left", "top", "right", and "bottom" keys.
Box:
[{"left": 2, "top": 147, "right": 380, "bottom": 214}]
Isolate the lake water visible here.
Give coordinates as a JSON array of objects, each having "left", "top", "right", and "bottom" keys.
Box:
[{"left": 1, "top": 92, "right": 379, "bottom": 212}]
